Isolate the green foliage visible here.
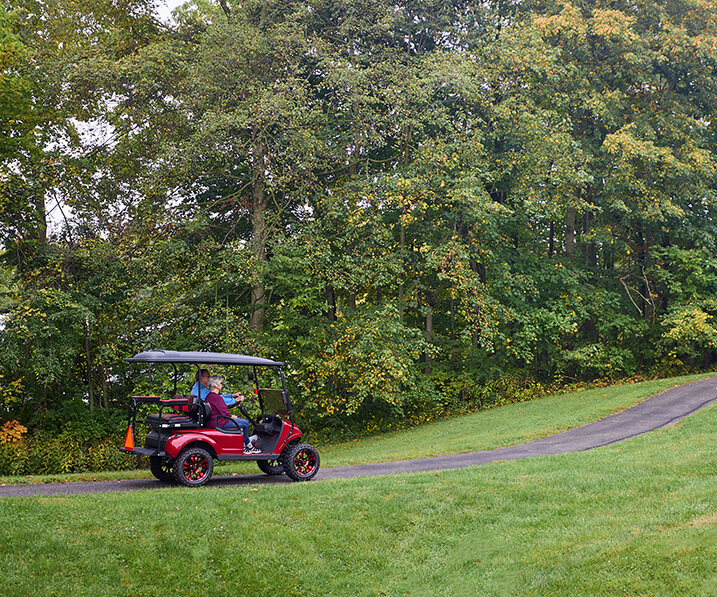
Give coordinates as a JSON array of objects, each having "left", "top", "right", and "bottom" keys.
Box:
[
  {"left": 661, "top": 305, "right": 717, "bottom": 364},
  {"left": 0, "top": 374, "right": 23, "bottom": 410},
  {"left": 0, "top": 285, "right": 93, "bottom": 417},
  {"left": 559, "top": 344, "right": 636, "bottom": 379},
  {"left": 0, "top": 432, "right": 137, "bottom": 476},
  {"left": 0, "top": 9, "right": 30, "bottom": 156},
  {"left": 0, "top": 407, "right": 136, "bottom": 476},
  {"left": 291, "top": 304, "right": 435, "bottom": 418}
]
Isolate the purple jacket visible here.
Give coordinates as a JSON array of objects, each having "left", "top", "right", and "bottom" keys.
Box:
[{"left": 205, "top": 391, "right": 230, "bottom": 428}]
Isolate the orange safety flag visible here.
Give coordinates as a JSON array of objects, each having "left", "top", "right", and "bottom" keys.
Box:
[{"left": 124, "top": 425, "right": 134, "bottom": 451}]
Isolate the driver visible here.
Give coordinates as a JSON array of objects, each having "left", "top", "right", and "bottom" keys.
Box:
[
  {"left": 205, "top": 375, "right": 260, "bottom": 455},
  {"left": 192, "top": 368, "right": 241, "bottom": 406}
]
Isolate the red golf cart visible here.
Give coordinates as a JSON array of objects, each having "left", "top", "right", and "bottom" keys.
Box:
[{"left": 120, "top": 350, "right": 320, "bottom": 487}]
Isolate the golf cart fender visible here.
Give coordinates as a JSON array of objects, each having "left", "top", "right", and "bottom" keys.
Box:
[
  {"left": 164, "top": 433, "right": 218, "bottom": 459},
  {"left": 280, "top": 424, "right": 303, "bottom": 448}
]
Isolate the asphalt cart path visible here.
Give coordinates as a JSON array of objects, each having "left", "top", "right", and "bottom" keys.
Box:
[{"left": 2, "top": 376, "right": 715, "bottom": 498}]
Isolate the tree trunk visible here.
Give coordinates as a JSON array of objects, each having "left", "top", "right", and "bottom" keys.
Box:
[
  {"left": 101, "top": 365, "right": 109, "bottom": 409},
  {"left": 218, "top": 0, "right": 232, "bottom": 23},
  {"left": 349, "top": 44, "right": 361, "bottom": 177},
  {"left": 565, "top": 206, "right": 575, "bottom": 257},
  {"left": 425, "top": 305, "right": 433, "bottom": 375},
  {"left": 635, "top": 226, "right": 654, "bottom": 321},
  {"left": 36, "top": 195, "right": 47, "bottom": 245},
  {"left": 398, "top": 126, "right": 412, "bottom": 321},
  {"left": 249, "top": 141, "right": 268, "bottom": 331},
  {"left": 84, "top": 319, "right": 94, "bottom": 410},
  {"left": 583, "top": 211, "right": 596, "bottom": 266},
  {"left": 324, "top": 286, "right": 336, "bottom": 322},
  {"left": 399, "top": 221, "right": 405, "bottom": 320},
  {"left": 423, "top": 289, "right": 435, "bottom": 375}
]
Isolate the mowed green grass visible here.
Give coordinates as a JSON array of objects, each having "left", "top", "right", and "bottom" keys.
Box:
[{"left": 0, "top": 377, "right": 715, "bottom": 596}]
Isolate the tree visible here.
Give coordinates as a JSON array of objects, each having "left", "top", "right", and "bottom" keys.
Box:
[
  {"left": 148, "top": 0, "right": 327, "bottom": 331},
  {"left": 0, "top": 8, "right": 40, "bottom": 261}
]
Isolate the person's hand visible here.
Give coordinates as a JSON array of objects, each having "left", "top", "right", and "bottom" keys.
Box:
[{"left": 232, "top": 392, "right": 245, "bottom": 401}]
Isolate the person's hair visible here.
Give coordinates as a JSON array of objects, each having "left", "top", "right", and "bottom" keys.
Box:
[
  {"left": 207, "top": 375, "right": 223, "bottom": 391},
  {"left": 195, "top": 368, "right": 210, "bottom": 382}
]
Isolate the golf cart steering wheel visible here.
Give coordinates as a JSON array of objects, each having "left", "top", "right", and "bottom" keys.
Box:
[{"left": 236, "top": 400, "right": 258, "bottom": 427}]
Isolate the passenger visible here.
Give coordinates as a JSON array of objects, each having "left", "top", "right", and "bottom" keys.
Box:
[
  {"left": 192, "top": 368, "right": 240, "bottom": 406},
  {"left": 205, "top": 375, "right": 260, "bottom": 455}
]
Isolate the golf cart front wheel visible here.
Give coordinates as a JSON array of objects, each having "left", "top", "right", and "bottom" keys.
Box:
[
  {"left": 173, "top": 446, "right": 214, "bottom": 487},
  {"left": 284, "top": 443, "right": 320, "bottom": 482}
]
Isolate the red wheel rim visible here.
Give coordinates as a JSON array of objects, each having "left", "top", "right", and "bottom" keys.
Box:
[
  {"left": 183, "top": 453, "right": 210, "bottom": 481},
  {"left": 293, "top": 449, "right": 317, "bottom": 476}
]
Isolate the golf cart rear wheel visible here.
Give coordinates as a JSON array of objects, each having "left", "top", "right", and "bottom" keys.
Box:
[
  {"left": 173, "top": 446, "right": 214, "bottom": 487},
  {"left": 284, "top": 443, "right": 320, "bottom": 482},
  {"left": 149, "top": 456, "right": 175, "bottom": 482},
  {"left": 257, "top": 458, "right": 285, "bottom": 475}
]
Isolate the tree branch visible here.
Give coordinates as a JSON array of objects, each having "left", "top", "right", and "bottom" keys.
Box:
[{"left": 218, "top": 0, "right": 232, "bottom": 23}]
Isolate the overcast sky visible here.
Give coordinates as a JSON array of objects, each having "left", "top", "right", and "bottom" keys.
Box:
[{"left": 155, "top": 0, "right": 186, "bottom": 23}]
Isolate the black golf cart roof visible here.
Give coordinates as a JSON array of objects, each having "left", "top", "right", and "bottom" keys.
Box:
[{"left": 126, "top": 350, "right": 284, "bottom": 368}]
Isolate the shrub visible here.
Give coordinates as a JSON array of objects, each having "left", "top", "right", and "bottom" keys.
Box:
[
  {"left": 292, "top": 304, "right": 434, "bottom": 419},
  {"left": 0, "top": 419, "right": 27, "bottom": 444},
  {"left": 0, "top": 417, "right": 144, "bottom": 476}
]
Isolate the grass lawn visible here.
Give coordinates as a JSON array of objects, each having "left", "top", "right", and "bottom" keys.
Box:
[{"left": 0, "top": 376, "right": 715, "bottom": 595}]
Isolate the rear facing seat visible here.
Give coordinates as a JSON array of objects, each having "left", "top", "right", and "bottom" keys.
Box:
[{"left": 145, "top": 394, "right": 209, "bottom": 429}]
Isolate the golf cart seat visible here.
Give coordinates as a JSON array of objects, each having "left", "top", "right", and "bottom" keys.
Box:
[{"left": 145, "top": 394, "right": 208, "bottom": 429}]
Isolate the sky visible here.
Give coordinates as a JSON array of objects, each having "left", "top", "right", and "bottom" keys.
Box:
[{"left": 155, "top": 0, "right": 186, "bottom": 23}]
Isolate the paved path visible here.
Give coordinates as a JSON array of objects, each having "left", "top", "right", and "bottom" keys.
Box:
[{"left": 2, "top": 376, "right": 715, "bottom": 497}]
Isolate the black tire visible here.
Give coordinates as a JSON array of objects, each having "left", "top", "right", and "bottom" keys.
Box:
[
  {"left": 173, "top": 446, "right": 214, "bottom": 487},
  {"left": 257, "top": 458, "right": 285, "bottom": 475},
  {"left": 284, "top": 443, "right": 320, "bottom": 482},
  {"left": 149, "top": 456, "right": 175, "bottom": 482}
]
